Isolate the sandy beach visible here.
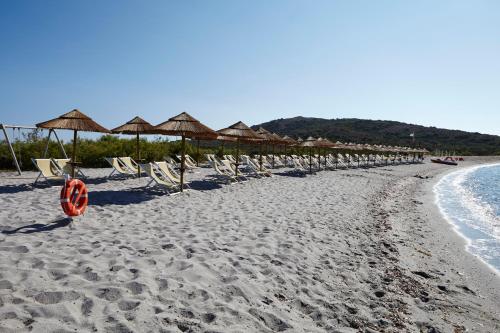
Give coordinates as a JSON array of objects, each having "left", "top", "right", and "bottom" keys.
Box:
[{"left": 0, "top": 158, "right": 499, "bottom": 332}]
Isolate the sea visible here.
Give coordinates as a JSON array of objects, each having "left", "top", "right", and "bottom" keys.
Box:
[{"left": 434, "top": 163, "right": 500, "bottom": 275}]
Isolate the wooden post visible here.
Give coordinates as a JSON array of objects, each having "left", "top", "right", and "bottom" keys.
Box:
[
  {"left": 71, "top": 130, "right": 77, "bottom": 178},
  {"left": 259, "top": 143, "right": 263, "bottom": 171},
  {"left": 42, "top": 129, "right": 53, "bottom": 158},
  {"left": 1, "top": 124, "right": 21, "bottom": 175},
  {"left": 272, "top": 144, "right": 275, "bottom": 168},
  {"left": 196, "top": 139, "right": 200, "bottom": 166},
  {"left": 235, "top": 139, "right": 240, "bottom": 177},
  {"left": 136, "top": 132, "right": 141, "bottom": 178},
  {"left": 52, "top": 129, "right": 68, "bottom": 158},
  {"left": 309, "top": 147, "right": 312, "bottom": 174},
  {"left": 180, "top": 135, "right": 186, "bottom": 192}
]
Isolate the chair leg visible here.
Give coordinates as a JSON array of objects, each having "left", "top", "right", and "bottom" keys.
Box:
[
  {"left": 108, "top": 169, "right": 116, "bottom": 178},
  {"left": 34, "top": 172, "right": 42, "bottom": 185}
]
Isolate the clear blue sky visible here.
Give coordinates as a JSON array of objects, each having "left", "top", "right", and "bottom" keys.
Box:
[{"left": 1, "top": 0, "right": 499, "bottom": 139}]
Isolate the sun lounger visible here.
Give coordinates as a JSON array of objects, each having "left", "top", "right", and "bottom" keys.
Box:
[
  {"left": 221, "top": 159, "right": 248, "bottom": 181},
  {"left": 155, "top": 161, "right": 190, "bottom": 190},
  {"left": 52, "top": 158, "right": 87, "bottom": 178},
  {"left": 32, "top": 158, "right": 64, "bottom": 184},
  {"left": 176, "top": 155, "right": 198, "bottom": 170},
  {"left": 242, "top": 156, "right": 272, "bottom": 177},
  {"left": 105, "top": 157, "right": 136, "bottom": 178},
  {"left": 139, "top": 163, "right": 179, "bottom": 193},
  {"left": 119, "top": 157, "right": 140, "bottom": 174},
  {"left": 209, "top": 160, "right": 238, "bottom": 184}
]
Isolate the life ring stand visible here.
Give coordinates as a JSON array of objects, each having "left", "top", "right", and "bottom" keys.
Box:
[{"left": 60, "top": 178, "right": 88, "bottom": 217}]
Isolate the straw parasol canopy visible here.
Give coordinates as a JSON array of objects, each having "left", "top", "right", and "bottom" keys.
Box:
[
  {"left": 111, "top": 116, "right": 155, "bottom": 134},
  {"left": 281, "top": 135, "right": 298, "bottom": 146},
  {"left": 217, "top": 121, "right": 263, "bottom": 176},
  {"left": 37, "top": 109, "right": 110, "bottom": 178},
  {"left": 37, "top": 109, "right": 110, "bottom": 133},
  {"left": 217, "top": 121, "right": 262, "bottom": 141},
  {"left": 300, "top": 136, "right": 319, "bottom": 147},
  {"left": 154, "top": 112, "right": 218, "bottom": 191},
  {"left": 112, "top": 116, "right": 155, "bottom": 177}
]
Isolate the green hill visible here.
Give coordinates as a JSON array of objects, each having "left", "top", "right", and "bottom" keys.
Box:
[{"left": 252, "top": 117, "right": 500, "bottom": 155}]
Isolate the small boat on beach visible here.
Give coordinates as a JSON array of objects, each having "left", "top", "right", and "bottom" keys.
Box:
[{"left": 431, "top": 156, "right": 458, "bottom": 166}]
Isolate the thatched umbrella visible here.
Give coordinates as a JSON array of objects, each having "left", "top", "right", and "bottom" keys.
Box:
[
  {"left": 317, "top": 138, "right": 335, "bottom": 168},
  {"left": 269, "top": 132, "right": 287, "bottom": 168},
  {"left": 154, "top": 112, "right": 218, "bottom": 192},
  {"left": 111, "top": 116, "right": 155, "bottom": 177},
  {"left": 255, "top": 127, "right": 275, "bottom": 171},
  {"left": 217, "top": 121, "right": 262, "bottom": 177},
  {"left": 300, "top": 136, "right": 319, "bottom": 174},
  {"left": 281, "top": 135, "right": 297, "bottom": 164},
  {"left": 36, "top": 109, "right": 110, "bottom": 178}
]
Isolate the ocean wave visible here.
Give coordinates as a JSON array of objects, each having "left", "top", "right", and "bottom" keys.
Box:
[{"left": 434, "top": 163, "right": 500, "bottom": 274}]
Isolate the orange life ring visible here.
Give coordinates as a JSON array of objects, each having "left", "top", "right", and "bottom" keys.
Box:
[{"left": 60, "top": 179, "right": 88, "bottom": 217}]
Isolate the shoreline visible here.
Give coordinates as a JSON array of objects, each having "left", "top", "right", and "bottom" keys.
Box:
[
  {"left": 433, "top": 162, "right": 500, "bottom": 277},
  {"left": 392, "top": 157, "right": 500, "bottom": 332},
  {"left": 0, "top": 158, "right": 499, "bottom": 332}
]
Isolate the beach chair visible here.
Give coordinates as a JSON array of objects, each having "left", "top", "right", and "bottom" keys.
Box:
[
  {"left": 185, "top": 154, "right": 199, "bottom": 167},
  {"left": 251, "top": 157, "right": 274, "bottom": 175},
  {"left": 52, "top": 158, "right": 87, "bottom": 178},
  {"left": 139, "top": 163, "right": 180, "bottom": 193},
  {"left": 221, "top": 159, "right": 248, "bottom": 181},
  {"left": 209, "top": 160, "right": 238, "bottom": 184},
  {"left": 155, "top": 161, "right": 190, "bottom": 190},
  {"left": 176, "top": 155, "right": 198, "bottom": 170},
  {"left": 165, "top": 156, "right": 179, "bottom": 169},
  {"left": 32, "top": 158, "right": 64, "bottom": 184},
  {"left": 118, "top": 157, "right": 140, "bottom": 174},
  {"left": 242, "top": 156, "right": 271, "bottom": 177},
  {"left": 105, "top": 157, "right": 136, "bottom": 178}
]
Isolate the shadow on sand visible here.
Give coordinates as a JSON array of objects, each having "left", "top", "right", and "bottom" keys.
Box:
[
  {"left": 88, "top": 187, "right": 170, "bottom": 206},
  {"left": 1, "top": 217, "right": 72, "bottom": 235}
]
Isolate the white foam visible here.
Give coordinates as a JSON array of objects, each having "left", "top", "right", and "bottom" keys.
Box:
[{"left": 434, "top": 163, "right": 500, "bottom": 276}]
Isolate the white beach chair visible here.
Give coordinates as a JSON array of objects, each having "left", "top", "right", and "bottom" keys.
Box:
[
  {"left": 155, "top": 161, "right": 190, "bottom": 190},
  {"left": 105, "top": 157, "right": 136, "bottom": 178},
  {"left": 139, "top": 163, "right": 180, "bottom": 194},
  {"left": 209, "top": 160, "right": 238, "bottom": 184},
  {"left": 32, "top": 158, "right": 64, "bottom": 184},
  {"left": 119, "top": 157, "right": 140, "bottom": 174},
  {"left": 52, "top": 158, "right": 87, "bottom": 178}
]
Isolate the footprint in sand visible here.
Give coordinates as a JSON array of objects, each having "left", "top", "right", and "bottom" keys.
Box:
[
  {"left": 34, "top": 291, "right": 79, "bottom": 304},
  {"left": 118, "top": 300, "right": 141, "bottom": 311},
  {"left": 0, "top": 280, "right": 13, "bottom": 290},
  {"left": 0, "top": 245, "right": 29, "bottom": 253},
  {"left": 125, "top": 281, "right": 145, "bottom": 295},
  {"left": 95, "top": 288, "right": 122, "bottom": 302},
  {"left": 81, "top": 297, "right": 94, "bottom": 316},
  {"left": 248, "top": 308, "right": 291, "bottom": 332}
]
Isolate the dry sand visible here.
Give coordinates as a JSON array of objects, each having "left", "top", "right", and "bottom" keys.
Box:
[{"left": 0, "top": 158, "right": 499, "bottom": 332}]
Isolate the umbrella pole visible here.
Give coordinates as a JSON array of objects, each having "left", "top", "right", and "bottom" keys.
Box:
[
  {"left": 272, "top": 144, "right": 275, "bottom": 168},
  {"left": 259, "top": 143, "right": 263, "bottom": 171},
  {"left": 309, "top": 147, "right": 312, "bottom": 174},
  {"left": 136, "top": 132, "right": 140, "bottom": 178},
  {"left": 196, "top": 139, "right": 200, "bottom": 167},
  {"left": 235, "top": 139, "right": 240, "bottom": 177},
  {"left": 71, "top": 129, "right": 77, "bottom": 178},
  {"left": 180, "top": 135, "right": 186, "bottom": 192},
  {"left": 324, "top": 148, "right": 327, "bottom": 168},
  {"left": 284, "top": 145, "right": 287, "bottom": 166}
]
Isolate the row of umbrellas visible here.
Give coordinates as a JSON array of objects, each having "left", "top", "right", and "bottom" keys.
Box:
[{"left": 36, "top": 109, "right": 428, "bottom": 190}]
